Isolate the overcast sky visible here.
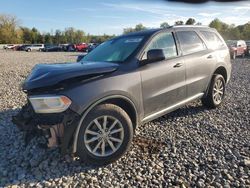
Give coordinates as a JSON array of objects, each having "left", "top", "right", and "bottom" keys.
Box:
[{"left": 0, "top": 0, "right": 249, "bottom": 35}]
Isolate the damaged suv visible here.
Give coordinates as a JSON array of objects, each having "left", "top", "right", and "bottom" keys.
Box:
[{"left": 13, "top": 26, "right": 231, "bottom": 165}]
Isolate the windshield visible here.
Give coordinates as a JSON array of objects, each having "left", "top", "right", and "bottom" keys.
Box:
[{"left": 82, "top": 36, "right": 144, "bottom": 62}]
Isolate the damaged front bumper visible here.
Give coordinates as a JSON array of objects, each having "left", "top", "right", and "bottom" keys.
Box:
[{"left": 12, "top": 103, "right": 80, "bottom": 155}]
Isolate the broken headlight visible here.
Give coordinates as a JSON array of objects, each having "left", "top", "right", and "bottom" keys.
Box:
[{"left": 28, "top": 95, "right": 71, "bottom": 113}]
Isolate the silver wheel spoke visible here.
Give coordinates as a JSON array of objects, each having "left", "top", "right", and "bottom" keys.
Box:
[
  {"left": 103, "top": 116, "right": 107, "bottom": 130},
  {"left": 217, "top": 90, "right": 223, "bottom": 95},
  {"left": 110, "top": 128, "right": 123, "bottom": 135},
  {"left": 101, "top": 140, "right": 106, "bottom": 156},
  {"left": 94, "top": 119, "right": 103, "bottom": 131},
  {"left": 85, "top": 136, "right": 99, "bottom": 144},
  {"left": 107, "top": 139, "right": 116, "bottom": 151},
  {"left": 93, "top": 140, "right": 102, "bottom": 153},
  {"left": 109, "top": 137, "right": 122, "bottom": 143},
  {"left": 85, "top": 130, "right": 99, "bottom": 136},
  {"left": 108, "top": 119, "right": 118, "bottom": 131}
]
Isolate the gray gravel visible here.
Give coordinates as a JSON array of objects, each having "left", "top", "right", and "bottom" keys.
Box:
[{"left": 0, "top": 51, "right": 249, "bottom": 187}]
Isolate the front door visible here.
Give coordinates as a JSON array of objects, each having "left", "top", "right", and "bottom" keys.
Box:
[{"left": 139, "top": 31, "right": 186, "bottom": 117}]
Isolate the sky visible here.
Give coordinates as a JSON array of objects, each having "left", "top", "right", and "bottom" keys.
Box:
[{"left": 0, "top": 0, "right": 249, "bottom": 35}]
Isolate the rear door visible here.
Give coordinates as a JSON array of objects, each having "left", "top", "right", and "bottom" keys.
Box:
[
  {"left": 140, "top": 31, "right": 186, "bottom": 117},
  {"left": 175, "top": 29, "right": 213, "bottom": 98}
]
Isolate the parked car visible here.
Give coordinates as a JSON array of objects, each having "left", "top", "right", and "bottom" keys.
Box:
[
  {"left": 3, "top": 44, "right": 16, "bottom": 50},
  {"left": 226, "top": 40, "right": 247, "bottom": 59},
  {"left": 86, "top": 43, "right": 99, "bottom": 52},
  {"left": 42, "top": 45, "right": 63, "bottom": 52},
  {"left": 61, "top": 44, "right": 76, "bottom": 52},
  {"left": 25, "top": 44, "right": 45, "bottom": 52},
  {"left": 16, "top": 44, "right": 31, "bottom": 51},
  {"left": 75, "top": 43, "right": 88, "bottom": 52},
  {"left": 246, "top": 41, "right": 250, "bottom": 56},
  {"left": 13, "top": 26, "right": 231, "bottom": 166}
]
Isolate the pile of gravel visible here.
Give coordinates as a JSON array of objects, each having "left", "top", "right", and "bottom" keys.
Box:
[{"left": 0, "top": 51, "right": 249, "bottom": 187}]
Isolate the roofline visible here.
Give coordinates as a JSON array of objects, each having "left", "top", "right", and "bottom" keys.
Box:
[{"left": 169, "top": 25, "right": 210, "bottom": 28}]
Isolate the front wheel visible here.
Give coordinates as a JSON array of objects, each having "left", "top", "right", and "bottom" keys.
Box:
[
  {"left": 76, "top": 104, "right": 133, "bottom": 166},
  {"left": 202, "top": 74, "right": 225, "bottom": 108}
]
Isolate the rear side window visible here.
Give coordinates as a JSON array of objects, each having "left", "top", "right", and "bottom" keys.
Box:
[
  {"left": 176, "top": 31, "right": 206, "bottom": 55},
  {"left": 143, "top": 32, "right": 177, "bottom": 59},
  {"left": 200, "top": 31, "right": 224, "bottom": 49}
]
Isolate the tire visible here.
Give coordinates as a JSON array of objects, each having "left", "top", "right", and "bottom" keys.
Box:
[
  {"left": 202, "top": 74, "right": 225, "bottom": 108},
  {"left": 232, "top": 51, "right": 236, "bottom": 59},
  {"left": 26, "top": 48, "right": 31, "bottom": 52},
  {"left": 76, "top": 103, "right": 133, "bottom": 166}
]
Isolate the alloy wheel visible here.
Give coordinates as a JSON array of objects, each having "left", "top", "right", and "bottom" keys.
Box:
[
  {"left": 212, "top": 79, "right": 224, "bottom": 104},
  {"left": 84, "top": 115, "right": 124, "bottom": 157}
]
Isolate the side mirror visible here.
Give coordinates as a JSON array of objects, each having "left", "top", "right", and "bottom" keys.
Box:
[{"left": 147, "top": 49, "right": 165, "bottom": 63}]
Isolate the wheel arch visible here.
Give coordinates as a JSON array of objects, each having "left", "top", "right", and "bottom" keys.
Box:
[
  {"left": 72, "top": 95, "right": 139, "bottom": 153},
  {"left": 214, "top": 66, "right": 227, "bottom": 82},
  {"left": 204, "top": 66, "right": 228, "bottom": 98}
]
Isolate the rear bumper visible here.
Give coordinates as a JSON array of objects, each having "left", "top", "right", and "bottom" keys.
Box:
[{"left": 12, "top": 103, "right": 80, "bottom": 154}]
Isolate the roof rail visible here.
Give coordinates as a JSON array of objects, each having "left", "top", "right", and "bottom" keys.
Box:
[{"left": 169, "top": 25, "right": 210, "bottom": 28}]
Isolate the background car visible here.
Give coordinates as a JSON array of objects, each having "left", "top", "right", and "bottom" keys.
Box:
[
  {"left": 15, "top": 44, "right": 31, "bottom": 51},
  {"left": 86, "top": 43, "right": 99, "bottom": 52},
  {"left": 25, "top": 44, "right": 45, "bottom": 52},
  {"left": 226, "top": 40, "right": 247, "bottom": 59},
  {"left": 75, "top": 43, "right": 88, "bottom": 52},
  {"left": 42, "top": 45, "right": 63, "bottom": 52},
  {"left": 3, "top": 44, "right": 16, "bottom": 50}
]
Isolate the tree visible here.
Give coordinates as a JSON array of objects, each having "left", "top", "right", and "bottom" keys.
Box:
[
  {"left": 0, "top": 14, "right": 22, "bottom": 43},
  {"left": 175, "top": 20, "right": 184, "bottom": 25},
  {"left": 160, "top": 22, "right": 169, "bottom": 28},
  {"left": 123, "top": 23, "right": 147, "bottom": 34},
  {"left": 44, "top": 33, "right": 52, "bottom": 44},
  {"left": 20, "top": 27, "right": 32, "bottom": 43},
  {"left": 185, "top": 18, "right": 196, "bottom": 25},
  {"left": 74, "top": 30, "right": 85, "bottom": 43}
]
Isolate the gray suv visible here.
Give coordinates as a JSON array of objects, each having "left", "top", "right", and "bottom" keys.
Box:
[{"left": 13, "top": 26, "right": 231, "bottom": 165}]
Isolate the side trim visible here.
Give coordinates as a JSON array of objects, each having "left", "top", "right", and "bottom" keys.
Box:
[
  {"left": 142, "top": 93, "right": 204, "bottom": 123},
  {"left": 72, "top": 95, "right": 137, "bottom": 153}
]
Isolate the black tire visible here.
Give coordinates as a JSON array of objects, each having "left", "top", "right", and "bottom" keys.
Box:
[
  {"left": 232, "top": 51, "right": 236, "bottom": 59},
  {"left": 76, "top": 103, "right": 133, "bottom": 166},
  {"left": 202, "top": 74, "right": 225, "bottom": 108}
]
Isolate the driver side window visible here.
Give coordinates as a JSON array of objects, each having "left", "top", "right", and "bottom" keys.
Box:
[{"left": 142, "top": 32, "right": 178, "bottom": 60}]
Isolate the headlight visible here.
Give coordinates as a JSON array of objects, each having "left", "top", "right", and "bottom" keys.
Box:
[{"left": 29, "top": 95, "right": 72, "bottom": 113}]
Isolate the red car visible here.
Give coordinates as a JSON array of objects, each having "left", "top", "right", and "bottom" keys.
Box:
[
  {"left": 75, "top": 43, "right": 88, "bottom": 52},
  {"left": 226, "top": 40, "right": 247, "bottom": 59}
]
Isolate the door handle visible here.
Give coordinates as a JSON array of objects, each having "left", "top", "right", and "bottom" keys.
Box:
[
  {"left": 207, "top": 55, "right": 213, "bottom": 59},
  {"left": 173, "top": 63, "right": 183, "bottom": 68}
]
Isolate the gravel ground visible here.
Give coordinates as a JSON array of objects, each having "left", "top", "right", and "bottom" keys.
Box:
[{"left": 0, "top": 51, "right": 249, "bottom": 187}]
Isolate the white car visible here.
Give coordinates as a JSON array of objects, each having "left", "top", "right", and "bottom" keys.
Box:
[
  {"left": 25, "top": 44, "right": 44, "bottom": 52},
  {"left": 3, "top": 44, "right": 16, "bottom": 49}
]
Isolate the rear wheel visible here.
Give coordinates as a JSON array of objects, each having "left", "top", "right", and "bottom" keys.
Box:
[
  {"left": 76, "top": 104, "right": 133, "bottom": 166},
  {"left": 232, "top": 51, "right": 236, "bottom": 59},
  {"left": 202, "top": 74, "right": 225, "bottom": 108}
]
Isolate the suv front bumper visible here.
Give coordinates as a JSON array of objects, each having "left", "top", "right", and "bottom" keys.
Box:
[{"left": 12, "top": 103, "right": 80, "bottom": 154}]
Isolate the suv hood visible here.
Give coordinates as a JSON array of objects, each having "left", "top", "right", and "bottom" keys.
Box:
[{"left": 23, "top": 61, "right": 119, "bottom": 91}]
